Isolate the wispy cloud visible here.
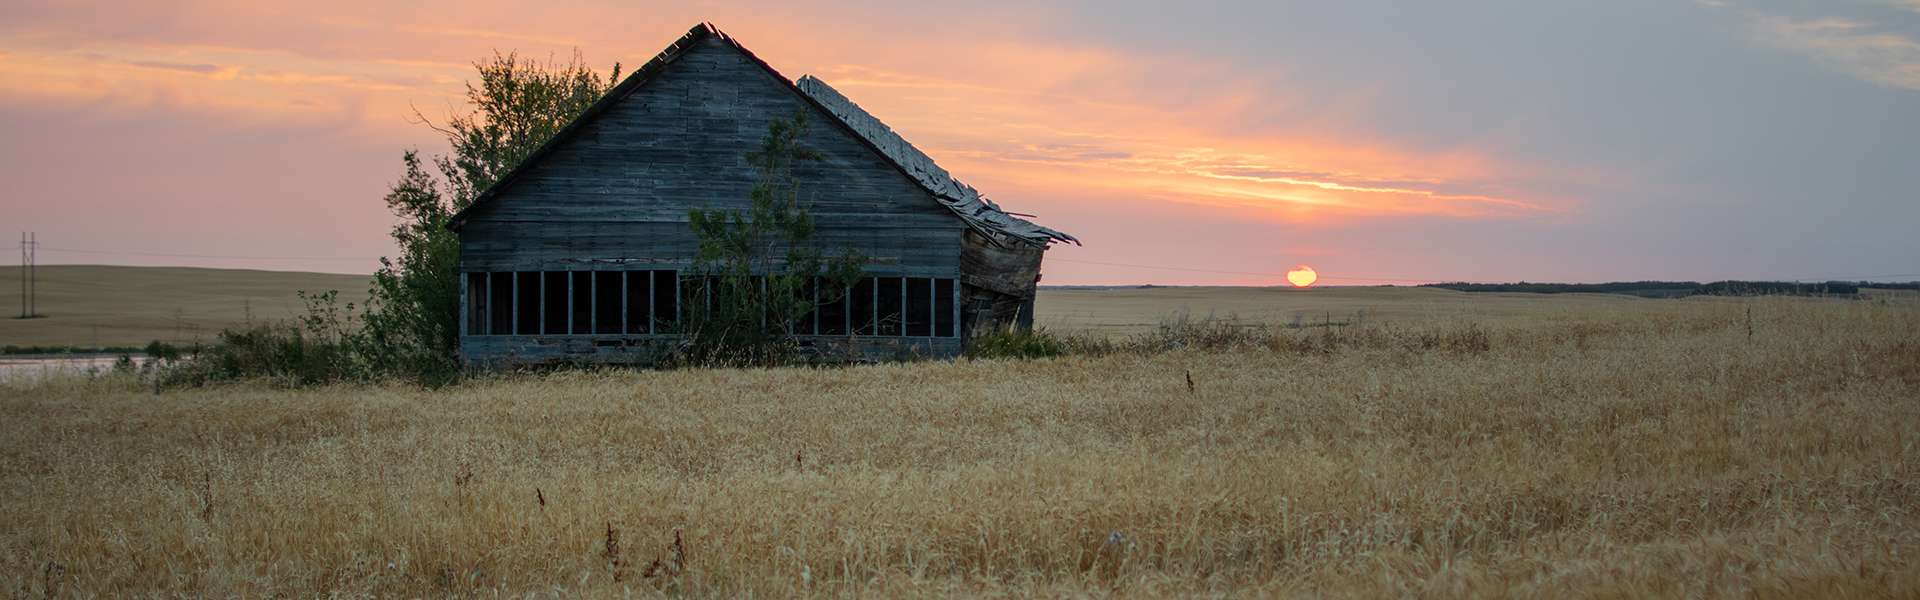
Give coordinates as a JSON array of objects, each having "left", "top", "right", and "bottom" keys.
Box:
[
  {"left": 817, "top": 61, "right": 1550, "bottom": 221},
  {"left": 0, "top": 31, "right": 471, "bottom": 132},
  {"left": 127, "top": 60, "right": 226, "bottom": 74},
  {"left": 1749, "top": 15, "right": 1920, "bottom": 91}
]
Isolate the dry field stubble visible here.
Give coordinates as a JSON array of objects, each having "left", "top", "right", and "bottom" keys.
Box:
[{"left": 2, "top": 295, "right": 1918, "bottom": 596}]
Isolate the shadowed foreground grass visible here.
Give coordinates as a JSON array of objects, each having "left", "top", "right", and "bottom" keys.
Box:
[{"left": 2, "top": 298, "right": 1918, "bottom": 597}]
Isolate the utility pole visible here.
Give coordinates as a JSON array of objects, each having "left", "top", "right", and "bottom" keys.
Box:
[
  {"left": 17, "top": 232, "right": 24, "bottom": 319},
  {"left": 27, "top": 232, "right": 36, "bottom": 318}
]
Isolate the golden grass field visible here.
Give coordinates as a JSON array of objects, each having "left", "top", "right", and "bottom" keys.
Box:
[{"left": 3, "top": 268, "right": 1919, "bottom": 596}]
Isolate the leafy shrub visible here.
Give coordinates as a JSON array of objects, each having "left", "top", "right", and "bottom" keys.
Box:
[
  {"left": 359, "top": 52, "right": 621, "bottom": 385},
  {"left": 674, "top": 111, "right": 863, "bottom": 368},
  {"left": 155, "top": 54, "right": 620, "bottom": 388},
  {"left": 169, "top": 324, "right": 346, "bottom": 387},
  {"left": 142, "top": 340, "right": 185, "bottom": 362},
  {"left": 158, "top": 291, "right": 368, "bottom": 388}
]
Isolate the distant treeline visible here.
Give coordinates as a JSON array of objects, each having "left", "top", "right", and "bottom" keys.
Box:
[{"left": 1419, "top": 280, "right": 1920, "bottom": 298}]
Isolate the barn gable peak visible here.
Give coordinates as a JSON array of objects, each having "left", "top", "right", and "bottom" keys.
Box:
[{"left": 447, "top": 22, "right": 1075, "bottom": 247}]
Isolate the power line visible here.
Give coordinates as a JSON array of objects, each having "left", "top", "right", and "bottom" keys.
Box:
[{"left": 36, "top": 246, "right": 376, "bottom": 262}]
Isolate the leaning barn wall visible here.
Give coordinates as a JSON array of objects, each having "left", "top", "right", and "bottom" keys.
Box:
[{"left": 958, "top": 230, "right": 1046, "bottom": 337}]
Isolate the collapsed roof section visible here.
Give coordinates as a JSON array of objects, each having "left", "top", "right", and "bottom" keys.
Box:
[{"left": 795, "top": 75, "right": 1079, "bottom": 248}]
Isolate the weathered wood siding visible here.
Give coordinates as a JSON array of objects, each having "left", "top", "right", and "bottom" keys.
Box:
[
  {"left": 457, "top": 35, "right": 971, "bottom": 366},
  {"left": 459, "top": 36, "right": 964, "bottom": 274},
  {"left": 960, "top": 231, "right": 1044, "bottom": 297},
  {"left": 958, "top": 230, "right": 1045, "bottom": 338}
]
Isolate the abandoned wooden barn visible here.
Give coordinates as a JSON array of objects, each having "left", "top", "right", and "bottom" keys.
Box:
[{"left": 448, "top": 23, "right": 1077, "bottom": 367}]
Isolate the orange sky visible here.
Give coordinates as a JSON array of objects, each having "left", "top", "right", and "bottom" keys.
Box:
[{"left": 4, "top": 1, "right": 1916, "bottom": 285}]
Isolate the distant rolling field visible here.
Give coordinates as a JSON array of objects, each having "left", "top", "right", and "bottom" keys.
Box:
[
  {"left": 1036, "top": 285, "right": 1661, "bottom": 336},
  {"left": 2, "top": 265, "right": 1907, "bottom": 349},
  {"left": 0, "top": 265, "right": 370, "bottom": 349}
]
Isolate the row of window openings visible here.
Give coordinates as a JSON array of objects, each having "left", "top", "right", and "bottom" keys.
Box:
[{"left": 465, "top": 271, "right": 958, "bottom": 338}]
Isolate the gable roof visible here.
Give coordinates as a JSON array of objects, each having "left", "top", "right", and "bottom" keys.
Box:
[{"left": 447, "top": 22, "right": 1077, "bottom": 248}]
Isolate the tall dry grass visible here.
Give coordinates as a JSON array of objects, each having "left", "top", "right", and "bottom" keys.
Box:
[{"left": 2, "top": 297, "right": 1917, "bottom": 597}]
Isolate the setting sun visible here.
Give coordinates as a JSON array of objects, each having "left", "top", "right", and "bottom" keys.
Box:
[{"left": 1286, "top": 265, "right": 1318, "bottom": 287}]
